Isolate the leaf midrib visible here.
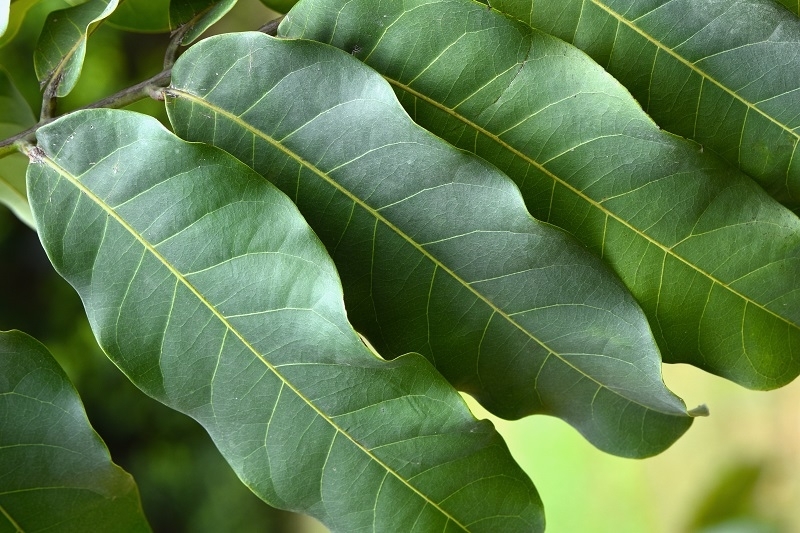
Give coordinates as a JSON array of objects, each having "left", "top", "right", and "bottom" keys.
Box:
[
  {"left": 379, "top": 74, "right": 797, "bottom": 334},
  {"left": 36, "top": 151, "right": 469, "bottom": 532},
  {"left": 0, "top": 503, "right": 24, "bottom": 533},
  {"left": 170, "top": 88, "right": 685, "bottom": 415},
  {"left": 38, "top": 0, "right": 119, "bottom": 91},
  {"left": 591, "top": 0, "right": 800, "bottom": 144}
]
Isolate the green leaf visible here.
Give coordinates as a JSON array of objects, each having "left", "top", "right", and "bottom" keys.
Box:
[
  {"left": 280, "top": 0, "right": 800, "bottom": 389},
  {"left": 169, "top": 0, "right": 238, "bottom": 45},
  {"left": 0, "top": 329, "right": 151, "bottom": 532},
  {"left": 489, "top": 0, "right": 800, "bottom": 209},
  {"left": 34, "top": 0, "right": 120, "bottom": 98},
  {"left": 167, "top": 32, "right": 701, "bottom": 458},
  {"left": 257, "top": 0, "right": 297, "bottom": 14},
  {"left": 0, "top": 0, "right": 48, "bottom": 49},
  {"left": 0, "top": 67, "right": 34, "bottom": 228},
  {"left": 27, "top": 108, "right": 544, "bottom": 531},
  {"left": 107, "top": 0, "right": 170, "bottom": 32}
]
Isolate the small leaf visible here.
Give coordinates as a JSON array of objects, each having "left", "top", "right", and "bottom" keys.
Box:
[
  {"left": 28, "top": 108, "right": 544, "bottom": 531},
  {"left": 281, "top": 0, "right": 800, "bottom": 390},
  {"left": 167, "top": 33, "right": 700, "bottom": 457},
  {"left": 0, "top": 330, "right": 151, "bottom": 532},
  {"left": 0, "top": 67, "right": 34, "bottom": 227},
  {"left": 491, "top": 0, "right": 800, "bottom": 209},
  {"left": 34, "top": 0, "right": 120, "bottom": 98},
  {"left": 169, "top": 0, "right": 238, "bottom": 44},
  {"left": 107, "top": 0, "right": 171, "bottom": 32}
]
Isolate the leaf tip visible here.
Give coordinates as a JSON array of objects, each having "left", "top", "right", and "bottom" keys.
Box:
[{"left": 689, "top": 404, "right": 710, "bottom": 417}]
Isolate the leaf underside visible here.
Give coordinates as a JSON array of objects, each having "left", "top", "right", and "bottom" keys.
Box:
[
  {"left": 0, "top": 330, "right": 151, "bottom": 533},
  {"left": 492, "top": 0, "right": 800, "bottom": 209},
  {"left": 27, "top": 108, "right": 544, "bottom": 532},
  {"left": 33, "top": 0, "right": 119, "bottom": 98},
  {"left": 280, "top": 0, "right": 800, "bottom": 390},
  {"left": 167, "top": 33, "right": 698, "bottom": 458}
]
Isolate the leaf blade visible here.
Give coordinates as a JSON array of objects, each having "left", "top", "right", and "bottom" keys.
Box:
[
  {"left": 490, "top": 0, "right": 800, "bottom": 209},
  {"left": 0, "top": 67, "right": 34, "bottom": 227},
  {"left": 279, "top": 0, "right": 800, "bottom": 389},
  {"left": 0, "top": 330, "right": 151, "bottom": 533},
  {"left": 167, "top": 32, "right": 700, "bottom": 457},
  {"left": 33, "top": 0, "right": 119, "bottom": 98},
  {"left": 27, "top": 108, "right": 544, "bottom": 531}
]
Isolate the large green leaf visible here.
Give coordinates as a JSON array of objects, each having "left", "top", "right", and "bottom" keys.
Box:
[
  {"left": 34, "top": 0, "right": 119, "bottom": 98},
  {"left": 167, "top": 33, "right": 701, "bottom": 458},
  {"left": 26, "top": 108, "right": 544, "bottom": 531},
  {"left": 280, "top": 0, "right": 800, "bottom": 389},
  {"left": 169, "top": 0, "right": 238, "bottom": 44},
  {"left": 0, "top": 330, "right": 151, "bottom": 532},
  {"left": 0, "top": 67, "right": 34, "bottom": 227},
  {"left": 488, "top": 0, "right": 800, "bottom": 209}
]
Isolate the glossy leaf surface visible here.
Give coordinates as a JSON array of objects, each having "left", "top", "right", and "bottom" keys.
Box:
[
  {"left": 34, "top": 0, "right": 119, "bottom": 97},
  {"left": 169, "top": 0, "right": 237, "bottom": 44},
  {"left": 490, "top": 0, "right": 800, "bottom": 209},
  {"left": 0, "top": 67, "right": 34, "bottom": 227},
  {"left": 281, "top": 0, "right": 800, "bottom": 389},
  {"left": 167, "top": 33, "right": 700, "bottom": 458},
  {"left": 27, "top": 108, "right": 543, "bottom": 531},
  {"left": 0, "top": 330, "right": 150, "bottom": 532}
]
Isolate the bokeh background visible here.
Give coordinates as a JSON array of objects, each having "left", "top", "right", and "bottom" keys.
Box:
[{"left": 1, "top": 1, "right": 798, "bottom": 531}]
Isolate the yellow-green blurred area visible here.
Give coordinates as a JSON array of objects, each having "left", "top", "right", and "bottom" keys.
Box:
[
  {"left": 463, "top": 365, "right": 800, "bottom": 533},
  {"left": 1, "top": 1, "right": 799, "bottom": 531}
]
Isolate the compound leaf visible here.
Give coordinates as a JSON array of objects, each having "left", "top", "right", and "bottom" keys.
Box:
[
  {"left": 167, "top": 33, "right": 701, "bottom": 458},
  {"left": 34, "top": 0, "right": 119, "bottom": 98},
  {"left": 27, "top": 108, "right": 543, "bottom": 532},
  {"left": 491, "top": 0, "right": 800, "bottom": 209},
  {"left": 0, "top": 329, "right": 151, "bottom": 532},
  {"left": 281, "top": 0, "right": 800, "bottom": 389}
]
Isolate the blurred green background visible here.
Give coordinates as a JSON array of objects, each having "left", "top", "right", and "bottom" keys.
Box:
[{"left": 1, "top": 1, "right": 798, "bottom": 531}]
